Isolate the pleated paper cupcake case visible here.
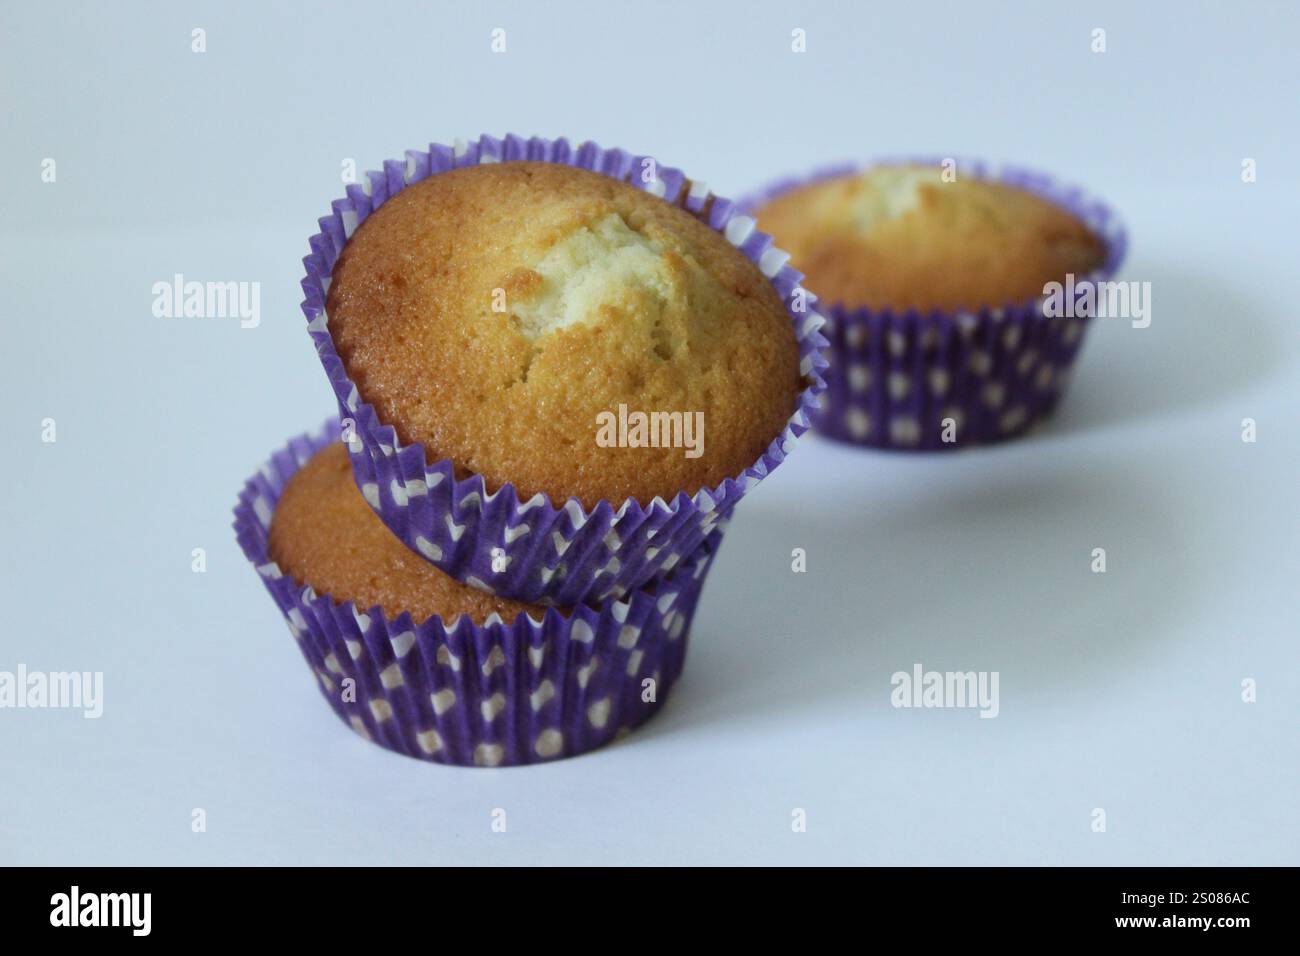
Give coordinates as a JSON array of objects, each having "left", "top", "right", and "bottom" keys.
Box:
[
  {"left": 740, "top": 157, "right": 1128, "bottom": 450},
  {"left": 302, "top": 133, "right": 827, "bottom": 605},
  {"left": 234, "top": 421, "right": 724, "bottom": 767}
]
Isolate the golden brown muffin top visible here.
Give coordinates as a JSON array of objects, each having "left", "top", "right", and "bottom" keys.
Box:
[
  {"left": 268, "top": 443, "right": 549, "bottom": 626},
  {"left": 753, "top": 164, "right": 1106, "bottom": 313},
  {"left": 326, "top": 161, "right": 802, "bottom": 509}
]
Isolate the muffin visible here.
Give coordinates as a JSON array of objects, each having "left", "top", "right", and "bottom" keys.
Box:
[
  {"left": 753, "top": 165, "right": 1107, "bottom": 312},
  {"left": 269, "top": 443, "right": 544, "bottom": 626},
  {"left": 236, "top": 424, "right": 722, "bottom": 766},
  {"left": 304, "top": 135, "right": 826, "bottom": 605},
  {"left": 326, "top": 160, "right": 803, "bottom": 509},
  {"left": 746, "top": 160, "right": 1124, "bottom": 450}
]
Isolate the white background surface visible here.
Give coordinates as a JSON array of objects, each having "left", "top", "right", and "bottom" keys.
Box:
[{"left": 2, "top": 1, "right": 1296, "bottom": 865}]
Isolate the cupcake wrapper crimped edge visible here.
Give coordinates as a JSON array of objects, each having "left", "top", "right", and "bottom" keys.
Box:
[
  {"left": 234, "top": 420, "right": 723, "bottom": 767},
  {"left": 302, "top": 133, "right": 827, "bottom": 605},
  {"left": 739, "top": 157, "right": 1128, "bottom": 450}
]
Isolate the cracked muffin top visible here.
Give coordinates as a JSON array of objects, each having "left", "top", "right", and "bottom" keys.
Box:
[
  {"left": 269, "top": 442, "right": 550, "bottom": 625},
  {"left": 326, "top": 161, "right": 802, "bottom": 509},
  {"left": 753, "top": 164, "right": 1106, "bottom": 313}
]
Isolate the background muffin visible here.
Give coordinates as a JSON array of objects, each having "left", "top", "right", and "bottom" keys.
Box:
[
  {"left": 326, "top": 161, "right": 803, "bottom": 509},
  {"left": 269, "top": 443, "right": 547, "bottom": 625},
  {"left": 743, "top": 159, "right": 1124, "bottom": 451},
  {"left": 754, "top": 164, "right": 1106, "bottom": 312}
]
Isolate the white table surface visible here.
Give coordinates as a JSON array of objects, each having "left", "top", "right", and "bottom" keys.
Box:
[{"left": 2, "top": 0, "right": 1296, "bottom": 865}]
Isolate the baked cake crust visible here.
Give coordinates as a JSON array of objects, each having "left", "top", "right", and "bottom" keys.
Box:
[
  {"left": 754, "top": 165, "right": 1106, "bottom": 313},
  {"left": 326, "top": 161, "right": 802, "bottom": 509},
  {"left": 268, "top": 443, "right": 547, "bottom": 625}
]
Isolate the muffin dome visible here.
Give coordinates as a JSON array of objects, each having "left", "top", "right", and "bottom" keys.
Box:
[
  {"left": 268, "top": 443, "right": 547, "bottom": 625},
  {"left": 753, "top": 164, "right": 1106, "bottom": 313},
  {"left": 326, "top": 161, "right": 802, "bottom": 509}
]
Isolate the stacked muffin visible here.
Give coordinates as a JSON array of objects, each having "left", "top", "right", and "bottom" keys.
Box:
[
  {"left": 234, "top": 136, "right": 826, "bottom": 766},
  {"left": 749, "top": 162, "right": 1125, "bottom": 449}
]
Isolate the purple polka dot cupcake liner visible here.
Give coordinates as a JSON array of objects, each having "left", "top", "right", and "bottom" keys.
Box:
[
  {"left": 739, "top": 158, "right": 1128, "bottom": 450},
  {"left": 301, "top": 134, "right": 827, "bottom": 606},
  {"left": 233, "top": 421, "right": 724, "bottom": 767}
]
